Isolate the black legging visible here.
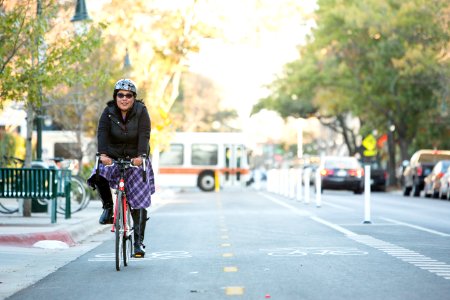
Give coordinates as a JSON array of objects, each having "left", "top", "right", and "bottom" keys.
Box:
[{"left": 94, "top": 176, "right": 113, "bottom": 209}]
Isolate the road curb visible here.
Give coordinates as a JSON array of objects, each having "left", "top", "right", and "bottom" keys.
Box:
[
  {"left": 0, "top": 230, "right": 76, "bottom": 247},
  {"left": 0, "top": 217, "right": 109, "bottom": 247}
]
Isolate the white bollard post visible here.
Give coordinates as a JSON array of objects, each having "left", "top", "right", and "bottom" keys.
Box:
[
  {"left": 283, "top": 169, "right": 289, "bottom": 197},
  {"left": 304, "top": 168, "right": 311, "bottom": 204},
  {"left": 363, "top": 165, "right": 372, "bottom": 224},
  {"left": 289, "top": 168, "right": 296, "bottom": 199},
  {"left": 296, "top": 168, "right": 303, "bottom": 202},
  {"left": 266, "top": 170, "right": 271, "bottom": 192},
  {"left": 277, "top": 169, "right": 283, "bottom": 195},
  {"left": 315, "top": 169, "right": 321, "bottom": 208}
]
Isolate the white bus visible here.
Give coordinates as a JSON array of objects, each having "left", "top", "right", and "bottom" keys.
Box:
[{"left": 154, "top": 132, "right": 251, "bottom": 191}]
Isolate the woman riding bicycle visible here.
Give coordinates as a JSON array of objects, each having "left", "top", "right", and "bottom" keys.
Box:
[{"left": 87, "top": 78, "right": 155, "bottom": 257}]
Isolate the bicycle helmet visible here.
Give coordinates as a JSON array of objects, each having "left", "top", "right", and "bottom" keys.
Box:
[{"left": 113, "top": 79, "right": 137, "bottom": 98}]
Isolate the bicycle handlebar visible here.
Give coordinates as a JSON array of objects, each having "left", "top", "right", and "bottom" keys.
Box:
[{"left": 95, "top": 153, "right": 147, "bottom": 182}]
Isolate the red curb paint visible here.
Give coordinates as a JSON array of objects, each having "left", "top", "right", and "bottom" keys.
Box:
[
  {"left": 0, "top": 230, "right": 76, "bottom": 247},
  {"left": 265, "top": 294, "right": 271, "bottom": 298}
]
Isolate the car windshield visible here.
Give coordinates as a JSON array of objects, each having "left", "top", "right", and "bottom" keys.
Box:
[{"left": 324, "top": 158, "right": 359, "bottom": 169}]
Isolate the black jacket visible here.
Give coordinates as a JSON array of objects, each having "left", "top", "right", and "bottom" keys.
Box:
[{"left": 97, "top": 100, "right": 150, "bottom": 159}]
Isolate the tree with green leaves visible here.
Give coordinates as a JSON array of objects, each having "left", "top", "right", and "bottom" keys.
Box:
[
  {"left": 253, "top": 0, "right": 449, "bottom": 183},
  {"left": 1, "top": 0, "right": 103, "bottom": 163},
  {"left": 1, "top": 0, "right": 103, "bottom": 215}
]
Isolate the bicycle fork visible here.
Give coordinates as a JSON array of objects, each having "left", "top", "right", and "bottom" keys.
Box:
[{"left": 111, "top": 179, "right": 129, "bottom": 234}]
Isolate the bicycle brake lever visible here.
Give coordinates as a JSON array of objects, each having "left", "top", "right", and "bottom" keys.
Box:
[
  {"left": 95, "top": 153, "right": 100, "bottom": 180},
  {"left": 141, "top": 154, "right": 147, "bottom": 182}
]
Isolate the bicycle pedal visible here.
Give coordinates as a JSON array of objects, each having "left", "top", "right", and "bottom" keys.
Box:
[{"left": 133, "top": 253, "right": 144, "bottom": 258}]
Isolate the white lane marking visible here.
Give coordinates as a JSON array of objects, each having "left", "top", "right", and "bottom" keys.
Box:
[
  {"left": 322, "top": 202, "right": 354, "bottom": 211},
  {"left": 259, "top": 193, "right": 311, "bottom": 217},
  {"left": 310, "top": 216, "right": 357, "bottom": 236},
  {"left": 260, "top": 247, "right": 368, "bottom": 257},
  {"left": 260, "top": 193, "right": 356, "bottom": 235},
  {"left": 337, "top": 223, "right": 398, "bottom": 226},
  {"left": 350, "top": 235, "right": 450, "bottom": 281},
  {"left": 88, "top": 251, "right": 192, "bottom": 262},
  {"left": 260, "top": 192, "right": 450, "bottom": 281},
  {"left": 381, "top": 217, "right": 450, "bottom": 237}
]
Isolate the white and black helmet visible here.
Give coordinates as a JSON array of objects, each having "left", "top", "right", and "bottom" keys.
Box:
[{"left": 114, "top": 78, "right": 137, "bottom": 96}]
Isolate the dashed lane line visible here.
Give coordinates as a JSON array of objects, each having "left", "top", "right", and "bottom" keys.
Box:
[{"left": 349, "top": 235, "right": 450, "bottom": 281}]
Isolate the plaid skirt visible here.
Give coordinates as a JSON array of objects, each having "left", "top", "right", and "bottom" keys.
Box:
[{"left": 87, "top": 159, "right": 155, "bottom": 209}]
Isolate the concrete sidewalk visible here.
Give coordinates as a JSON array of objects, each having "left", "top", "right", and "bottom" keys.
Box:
[
  {"left": 0, "top": 199, "right": 108, "bottom": 248},
  {"left": 0, "top": 188, "right": 174, "bottom": 248}
]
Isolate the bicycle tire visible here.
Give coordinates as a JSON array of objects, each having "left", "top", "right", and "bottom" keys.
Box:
[
  {"left": 115, "top": 191, "right": 124, "bottom": 271},
  {"left": 70, "top": 176, "right": 87, "bottom": 212},
  {"left": 57, "top": 175, "right": 87, "bottom": 214},
  {"left": 0, "top": 201, "right": 19, "bottom": 214},
  {"left": 123, "top": 200, "right": 133, "bottom": 266}
]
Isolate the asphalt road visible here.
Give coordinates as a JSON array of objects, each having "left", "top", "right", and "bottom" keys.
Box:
[{"left": 7, "top": 188, "right": 450, "bottom": 300}]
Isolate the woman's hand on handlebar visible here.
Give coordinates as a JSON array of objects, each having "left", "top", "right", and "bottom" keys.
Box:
[
  {"left": 100, "top": 154, "right": 113, "bottom": 166},
  {"left": 131, "top": 156, "right": 143, "bottom": 167}
]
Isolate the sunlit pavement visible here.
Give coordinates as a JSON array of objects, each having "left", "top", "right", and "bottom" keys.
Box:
[{"left": 2, "top": 187, "right": 450, "bottom": 299}]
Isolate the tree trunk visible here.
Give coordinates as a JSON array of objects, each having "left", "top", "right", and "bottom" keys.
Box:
[
  {"left": 23, "top": 105, "right": 34, "bottom": 217},
  {"left": 387, "top": 128, "right": 397, "bottom": 186},
  {"left": 337, "top": 114, "right": 356, "bottom": 155}
]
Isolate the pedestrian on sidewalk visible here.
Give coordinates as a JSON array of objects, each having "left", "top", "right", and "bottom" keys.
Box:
[{"left": 87, "top": 78, "right": 155, "bottom": 257}]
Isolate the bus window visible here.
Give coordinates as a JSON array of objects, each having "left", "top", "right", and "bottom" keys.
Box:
[
  {"left": 192, "top": 144, "right": 218, "bottom": 166},
  {"left": 159, "top": 144, "right": 184, "bottom": 166},
  {"left": 225, "top": 147, "right": 231, "bottom": 180},
  {"left": 236, "top": 146, "right": 242, "bottom": 181}
]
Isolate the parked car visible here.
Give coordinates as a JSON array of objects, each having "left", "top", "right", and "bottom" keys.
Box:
[
  {"left": 402, "top": 150, "right": 450, "bottom": 197},
  {"left": 368, "top": 161, "right": 387, "bottom": 192},
  {"left": 318, "top": 156, "right": 364, "bottom": 194},
  {"left": 423, "top": 160, "right": 450, "bottom": 198},
  {"left": 438, "top": 166, "right": 450, "bottom": 200}
]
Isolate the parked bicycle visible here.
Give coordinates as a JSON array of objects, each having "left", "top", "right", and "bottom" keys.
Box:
[
  {"left": 0, "top": 156, "right": 90, "bottom": 214},
  {"left": 95, "top": 153, "right": 147, "bottom": 271}
]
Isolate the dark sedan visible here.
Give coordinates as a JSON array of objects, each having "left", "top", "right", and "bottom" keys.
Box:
[
  {"left": 369, "top": 161, "right": 387, "bottom": 192},
  {"left": 319, "top": 156, "right": 364, "bottom": 194}
]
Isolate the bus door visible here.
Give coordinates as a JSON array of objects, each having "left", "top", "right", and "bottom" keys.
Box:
[{"left": 224, "top": 144, "right": 245, "bottom": 186}]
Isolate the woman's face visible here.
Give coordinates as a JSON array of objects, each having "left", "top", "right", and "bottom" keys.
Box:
[{"left": 116, "top": 89, "right": 135, "bottom": 112}]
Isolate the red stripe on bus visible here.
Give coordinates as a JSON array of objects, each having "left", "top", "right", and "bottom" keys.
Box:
[{"left": 158, "top": 167, "right": 250, "bottom": 175}]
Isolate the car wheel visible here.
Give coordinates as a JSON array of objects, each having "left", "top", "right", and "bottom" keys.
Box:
[
  {"left": 412, "top": 182, "right": 421, "bottom": 197},
  {"left": 424, "top": 186, "right": 431, "bottom": 198},
  {"left": 441, "top": 190, "right": 448, "bottom": 200},
  {"left": 403, "top": 186, "right": 411, "bottom": 196},
  {"left": 354, "top": 187, "right": 363, "bottom": 194}
]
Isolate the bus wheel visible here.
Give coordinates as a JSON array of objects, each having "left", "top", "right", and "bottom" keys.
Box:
[{"left": 198, "top": 171, "right": 215, "bottom": 192}]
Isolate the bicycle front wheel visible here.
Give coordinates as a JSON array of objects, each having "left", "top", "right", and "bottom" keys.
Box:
[
  {"left": 115, "top": 191, "right": 124, "bottom": 271},
  {"left": 123, "top": 201, "right": 133, "bottom": 266}
]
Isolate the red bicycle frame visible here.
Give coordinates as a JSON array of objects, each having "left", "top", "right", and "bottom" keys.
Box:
[{"left": 111, "top": 178, "right": 129, "bottom": 233}]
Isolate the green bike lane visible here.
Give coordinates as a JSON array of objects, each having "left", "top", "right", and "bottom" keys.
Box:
[{"left": 7, "top": 189, "right": 450, "bottom": 300}]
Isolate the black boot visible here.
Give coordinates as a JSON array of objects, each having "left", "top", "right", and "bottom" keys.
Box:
[
  {"left": 132, "top": 208, "right": 147, "bottom": 257},
  {"left": 99, "top": 207, "right": 113, "bottom": 225},
  {"left": 95, "top": 176, "right": 114, "bottom": 225}
]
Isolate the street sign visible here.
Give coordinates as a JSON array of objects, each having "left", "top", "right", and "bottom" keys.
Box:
[{"left": 362, "top": 134, "right": 377, "bottom": 157}]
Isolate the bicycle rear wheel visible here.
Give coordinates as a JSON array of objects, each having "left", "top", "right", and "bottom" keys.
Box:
[
  {"left": 115, "top": 191, "right": 124, "bottom": 271},
  {"left": 70, "top": 176, "right": 87, "bottom": 212},
  {"left": 57, "top": 175, "right": 87, "bottom": 214}
]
